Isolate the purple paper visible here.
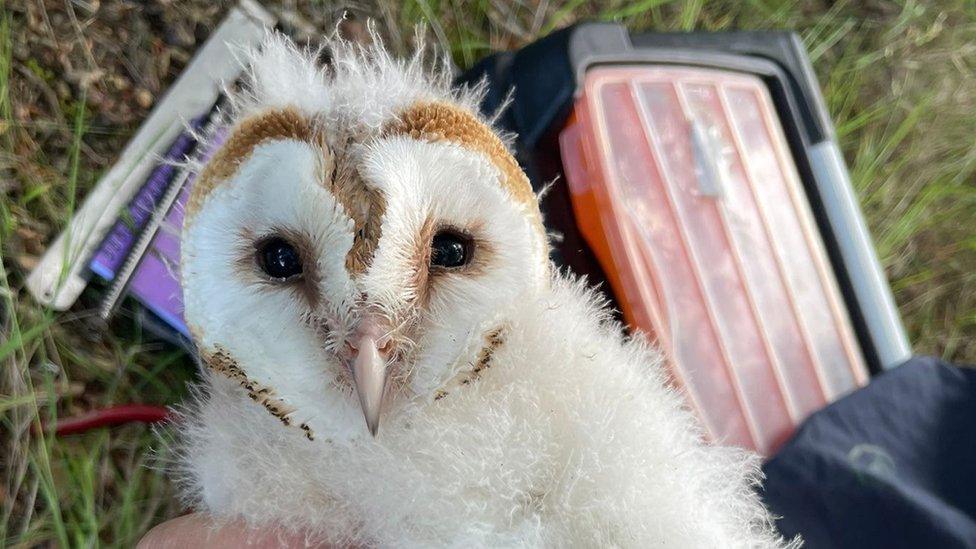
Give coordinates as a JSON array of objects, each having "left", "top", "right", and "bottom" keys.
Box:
[
  {"left": 90, "top": 117, "right": 206, "bottom": 280},
  {"left": 126, "top": 128, "right": 228, "bottom": 336}
]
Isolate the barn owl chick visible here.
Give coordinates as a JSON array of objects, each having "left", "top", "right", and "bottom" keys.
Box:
[{"left": 177, "top": 31, "right": 790, "bottom": 547}]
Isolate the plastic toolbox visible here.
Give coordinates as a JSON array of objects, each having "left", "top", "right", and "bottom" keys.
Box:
[{"left": 458, "top": 23, "right": 911, "bottom": 453}]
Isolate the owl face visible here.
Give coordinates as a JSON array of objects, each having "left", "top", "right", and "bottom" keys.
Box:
[{"left": 181, "top": 35, "right": 548, "bottom": 442}]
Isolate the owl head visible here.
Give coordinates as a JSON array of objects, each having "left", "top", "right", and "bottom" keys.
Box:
[{"left": 181, "top": 33, "right": 549, "bottom": 442}]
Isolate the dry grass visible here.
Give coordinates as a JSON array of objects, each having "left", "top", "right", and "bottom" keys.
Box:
[{"left": 2, "top": 0, "right": 974, "bottom": 546}]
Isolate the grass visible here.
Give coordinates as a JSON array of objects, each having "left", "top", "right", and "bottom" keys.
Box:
[{"left": 2, "top": 0, "right": 974, "bottom": 546}]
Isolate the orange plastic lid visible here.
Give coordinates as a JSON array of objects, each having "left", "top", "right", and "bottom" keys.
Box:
[{"left": 560, "top": 65, "right": 868, "bottom": 454}]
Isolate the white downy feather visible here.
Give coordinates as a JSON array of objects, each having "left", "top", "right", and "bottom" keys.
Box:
[{"left": 174, "top": 31, "right": 794, "bottom": 548}]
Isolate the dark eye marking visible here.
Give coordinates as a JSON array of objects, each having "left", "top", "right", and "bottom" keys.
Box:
[
  {"left": 256, "top": 236, "right": 304, "bottom": 280},
  {"left": 430, "top": 229, "right": 473, "bottom": 269}
]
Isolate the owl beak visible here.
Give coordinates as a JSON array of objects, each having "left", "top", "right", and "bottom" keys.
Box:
[{"left": 345, "top": 317, "right": 393, "bottom": 437}]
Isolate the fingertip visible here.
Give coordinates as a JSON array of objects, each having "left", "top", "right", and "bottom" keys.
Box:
[
  {"left": 137, "top": 513, "right": 203, "bottom": 549},
  {"left": 138, "top": 513, "right": 326, "bottom": 548}
]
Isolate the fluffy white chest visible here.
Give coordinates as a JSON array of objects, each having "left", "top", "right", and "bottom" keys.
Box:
[{"left": 176, "top": 279, "right": 785, "bottom": 548}]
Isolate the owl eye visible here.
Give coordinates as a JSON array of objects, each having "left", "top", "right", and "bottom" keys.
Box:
[
  {"left": 256, "top": 237, "right": 304, "bottom": 280},
  {"left": 430, "top": 230, "right": 472, "bottom": 269}
]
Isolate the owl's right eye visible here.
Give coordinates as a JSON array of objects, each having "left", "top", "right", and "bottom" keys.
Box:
[{"left": 256, "top": 237, "right": 304, "bottom": 280}]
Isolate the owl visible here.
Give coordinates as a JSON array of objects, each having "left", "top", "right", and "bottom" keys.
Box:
[{"left": 176, "top": 31, "right": 790, "bottom": 547}]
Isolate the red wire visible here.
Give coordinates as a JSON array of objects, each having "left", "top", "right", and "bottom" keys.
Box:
[{"left": 47, "top": 404, "right": 170, "bottom": 436}]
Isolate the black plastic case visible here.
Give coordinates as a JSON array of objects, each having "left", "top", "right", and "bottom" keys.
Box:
[{"left": 457, "top": 23, "right": 911, "bottom": 374}]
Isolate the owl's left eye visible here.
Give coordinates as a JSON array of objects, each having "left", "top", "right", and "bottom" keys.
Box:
[
  {"left": 430, "top": 230, "right": 472, "bottom": 269},
  {"left": 256, "top": 237, "right": 304, "bottom": 280}
]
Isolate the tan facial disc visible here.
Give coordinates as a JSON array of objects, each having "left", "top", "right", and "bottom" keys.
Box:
[
  {"left": 384, "top": 101, "right": 544, "bottom": 233},
  {"left": 183, "top": 107, "right": 384, "bottom": 274},
  {"left": 186, "top": 107, "right": 315, "bottom": 223}
]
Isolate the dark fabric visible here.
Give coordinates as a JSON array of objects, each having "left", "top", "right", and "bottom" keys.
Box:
[{"left": 762, "top": 356, "right": 976, "bottom": 548}]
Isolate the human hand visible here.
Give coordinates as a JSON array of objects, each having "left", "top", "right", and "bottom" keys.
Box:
[{"left": 137, "top": 513, "right": 330, "bottom": 548}]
